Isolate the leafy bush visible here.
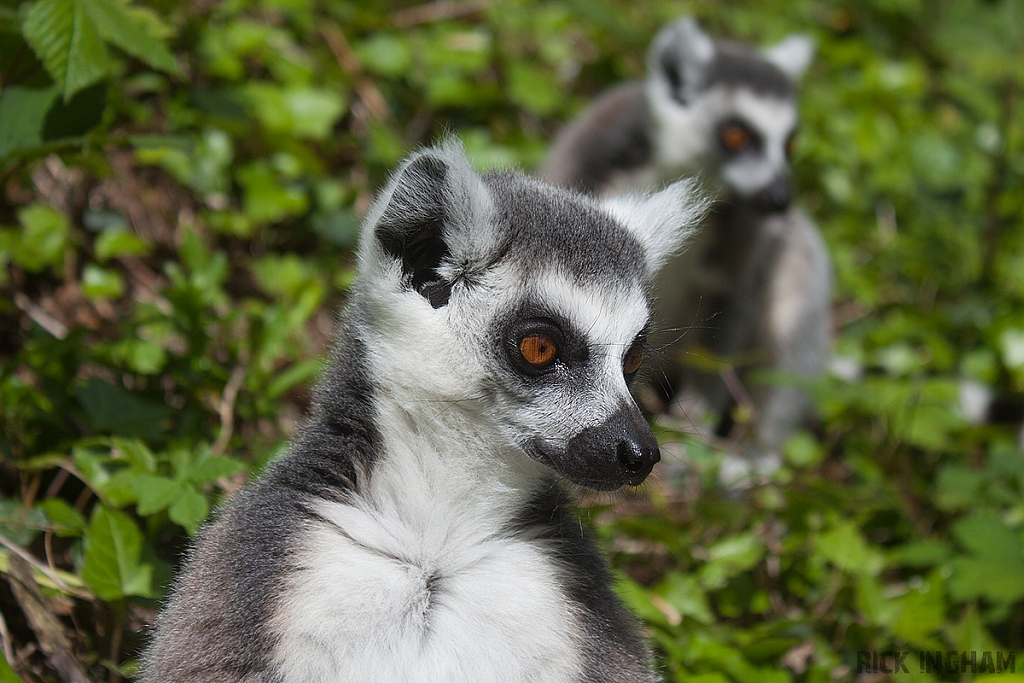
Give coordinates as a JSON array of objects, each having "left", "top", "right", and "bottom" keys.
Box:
[{"left": 0, "top": 0, "right": 1022, "bottom": 681}]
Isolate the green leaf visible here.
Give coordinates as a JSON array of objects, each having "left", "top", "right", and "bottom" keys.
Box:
[
  {"left": 657, "top": 571, "right": 714, "bottom": 624},
  {"left": 168, "top": 484, "right": 208, "bottom": 535},
  {"left": 0, "top": 85, "right": 59, "bottom": 159},
  {"left": 893, "top": 571, "right": 946, "bottom": 648},
  {"left": 187, "top": 455, "right": 245, "bottom": 485},
  {"left": 999, "top": 328, "right": 1024, "bottom": 373},
  {"left": 237, "top": 162, "right": 308, "bottom": 223},
  {"left": 0, "top": 499, "right": 48, "bottom": 545},
  {"left": 22, "top": 0, "right": 110, "bottom": 101},
  {"left": 265, "top": 358, "right": 322, "bottom": 399},
  {"left": 0, "top": 649, "right": 24, "bottom": 683},
  {"left": 12, "top": 204, "right": 69, "bottom": 272},
  {"left": 782, "top": 431, "right": 824, "bottom": 468},
  {"left": 888, "top": 539, "right": 952, "bottom": 567},
  {"left": 948, "top": 512, "right": 1024, "bottom": 603},
  {"left": 946, "top": 603, "right": 1002, "bottom": 655},
  {"left": 698, "top": 533, "right": 764, "bottom": 589},
  {"left": 37, "top": 498, "right": 86, "bottom": 536},
  {"left": 816, "top": 521, "right": 885, "bottom": 577},
  {"left": 355, "top": 34, "right": 412, "bottom": 77},
  {"left": 75, "top": 378, "right": 172, "bottom": 439},
  {"left": 111, "top": 338, "right": 167, "bottom": 375},
  {"left": 935, "top": 466, "right": 986, "bottom": 510},
  {"left": 613, "top": 573, "right": 674, "bottom": 628},
  {"left": 81, "top": 263, "right": 125, "bottom": 299},
  {"left": 365, "top": 119, "right": 406, "bottom": 166},
  {"left": 80, "top": 0, "right": 180, "bottom": 75},
  {"left": 81, "top": 505, "right": 154, "bottom": 600},
  {"left": 72, "top": 446, "right": 115, "bottom": 490},
  {"left": 112, "top": 438, "right": 157, "bottom": 472},
  {"left": 686, "top": 634, "right": 791, "bottom": 683},
  {"left": 95, "top": 229, "right": 149, "bottom": 261},
  {"left": 855, "top": 573, "right": 902, "bottom": 629},
  {"left": 244, "top": 83, "right": 346, "bottom": 140},
  {"left": 132, "top": 474, "right": 181, "bottom": 515},
  {"left": 506, "top": 62, "right": 561, "bottom": 115},
  {"left": 99, "top": 468, "right": 142, "bottom": 507}
]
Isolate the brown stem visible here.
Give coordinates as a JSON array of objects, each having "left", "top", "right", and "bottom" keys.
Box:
[
  {"left": 212, "top": 366, "right": 246, "bottom": 456},
  {"left": 321, "top": 25, "right": 390, "bottom": 122},
  {"left": 390, "top": 0, "right": 496, "bottom": 28}
]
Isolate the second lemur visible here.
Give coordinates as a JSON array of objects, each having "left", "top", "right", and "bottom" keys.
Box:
[{"left": 542, "top": 16, "right": 832, "bottom": 465}]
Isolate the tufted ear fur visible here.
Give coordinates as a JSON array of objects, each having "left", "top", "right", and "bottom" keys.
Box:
[
  {"left": 763, "top": 34, "right": 815, "bottom": 81},
  {"left": 359, "top": 141, "right": 495, "bottom": 308},
  {"left": 601, "top": 178, "right": 709, "bottom": 276},
  {"left": 646, "top": 16, "right": 716, "bottom": 105}
]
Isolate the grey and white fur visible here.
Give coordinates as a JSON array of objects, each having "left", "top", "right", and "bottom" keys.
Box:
[
  {"left": 542, "top": 17, "right": 832, "bottom": 464},
  {"left": 141, "top": 142, "right": 704, "bottom": 683}
]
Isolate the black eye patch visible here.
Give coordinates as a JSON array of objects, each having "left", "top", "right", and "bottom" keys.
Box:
[
  {"left": 717, "top": 117, "right": 762, "bottom": 155},
  {"left": 493, "top": 304, "right": 590, "bottom": 381}
]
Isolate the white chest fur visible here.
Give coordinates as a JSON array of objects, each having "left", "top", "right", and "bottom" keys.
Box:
[
  {"left": 270, "top": 500, "right": 582, "bottom": 683},
  {"left": 269, "top": 408, "right": 583, "bottom": 683}
]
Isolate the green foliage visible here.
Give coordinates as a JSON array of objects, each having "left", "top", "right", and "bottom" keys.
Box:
[
  {"left": 21, "top": 0, "right": 179, "bottom": 101},
  {"left": 0, "top": 651, "right": 24, "bottom": 683},
  {"left": 81, "top": 504, "right": 155, "bottom": 601},
  {"left": 0, "top": 0, "right": 1022, "bottom": 680}
]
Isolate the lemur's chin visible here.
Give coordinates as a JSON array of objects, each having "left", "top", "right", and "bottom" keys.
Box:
[{"left": 522, "top": 407, "right": 661, "bottom": 491}]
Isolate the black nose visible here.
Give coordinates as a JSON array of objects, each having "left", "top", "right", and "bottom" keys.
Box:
[
  {"left": 617, "top": 437, "right": 660, "bottom": 484},
  {"left": 545, "top": 403, "right": 662, "bottom": 490},
  {"left": 768, "top": 181, "right": 791, "bottom": 210},
  {"left": 752, "top": 176, "right": 792, "bottom": 213}
]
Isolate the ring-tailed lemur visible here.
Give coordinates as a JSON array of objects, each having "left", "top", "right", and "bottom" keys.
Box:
[
  {"left": 542, "top": 17, "right": 832, "bottom": 467},
  {"left": 141, "top": 142, "right": 704, "bottom": 683}
]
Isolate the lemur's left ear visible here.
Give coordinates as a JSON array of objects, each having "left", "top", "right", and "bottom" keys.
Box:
[
  {"left": 601, "top": 179, "right": 709, "bottom": 276},
  {"left": 646, "top": 16, "right": 716, "bottom": 105},
  {"left": 764, "top": 34, "right": 815, "bottom": 81},
  {"left": 360, "top": 141, "right": 494, "bottom": 307}
]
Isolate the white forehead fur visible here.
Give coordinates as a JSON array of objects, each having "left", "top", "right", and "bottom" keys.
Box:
[
  {"left": 601, "top": 179, "right": 706, "bottom": 274},
  {"left": 764, "top": 34, "right": 815, "bottom": 81}
]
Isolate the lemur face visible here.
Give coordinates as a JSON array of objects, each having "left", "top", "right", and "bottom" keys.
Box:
[
  {"left": 645, "top": 17, "right": 813, "bottom": 214},
  {"left": 708, "top": 89, "right": 798, "bottom": 211},
  {"left": 358, "top": 144, "right": 703, "bottom": 490},
  {"left": 483, "top": 267, "right": 657, "bottom": 490}
]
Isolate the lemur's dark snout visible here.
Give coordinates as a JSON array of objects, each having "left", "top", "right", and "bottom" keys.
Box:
[
  {"left": 752, "top": 176, "right": 792, "bottom": 213},
  {"left": 617, "top": 435, "right": 660, "bottom": 485},
  {"left": 593, "top": 405, "right": 660, "bottom": 487},
  {"left": 538, "top": 403, "right": 660, "bottom": 491}
]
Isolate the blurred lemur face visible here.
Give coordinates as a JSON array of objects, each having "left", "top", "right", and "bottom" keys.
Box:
[{"left": 646, "top": 17, "right": 813, "bottom": 213}]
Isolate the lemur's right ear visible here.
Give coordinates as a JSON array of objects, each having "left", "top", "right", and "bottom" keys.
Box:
[
  {"left": 360, "top": 142, "right": 494, "bottom": 308},
  {"left": 602, "top": 178, "right": 710, "bottom": 276},
  {"left": 764, "top": 34, "right": 815, "bottom": 81},
  {"left": 647, "top": 16, "right": 715, "bottom": 105}
]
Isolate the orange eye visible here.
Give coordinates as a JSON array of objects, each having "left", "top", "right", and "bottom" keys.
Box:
[
  {"left": 721, "top": 125, "right": 750, "bottom": 152},
  {"left": 520, "top": 335, "right": 558, "bottom": 368},
  {"left": 623, "top": 345, "right": 644, "bottom": 375}
]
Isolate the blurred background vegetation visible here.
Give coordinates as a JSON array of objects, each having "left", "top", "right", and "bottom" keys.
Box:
[{"left": 0, "top": 0, "right": 1023, "bottom": 681}]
